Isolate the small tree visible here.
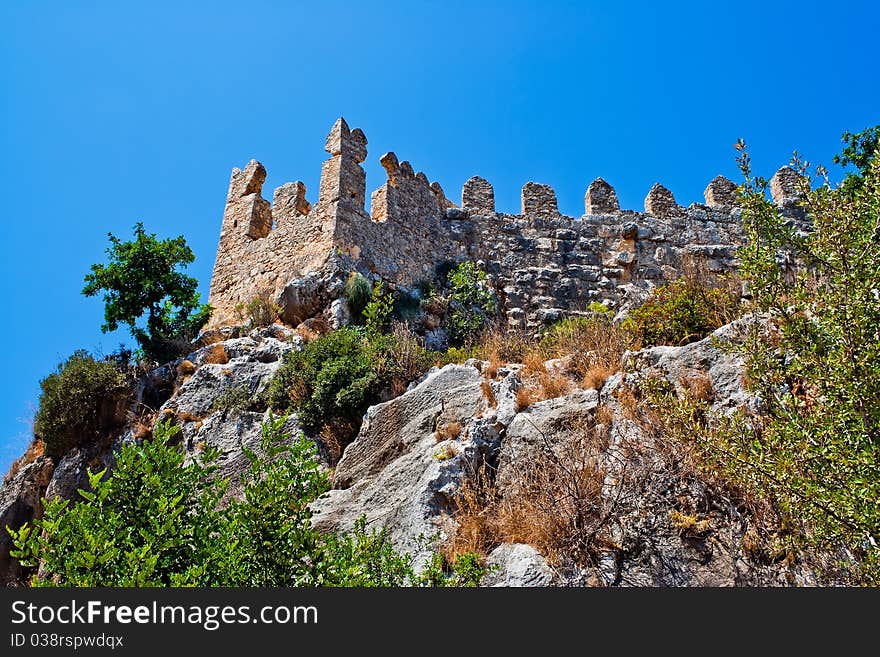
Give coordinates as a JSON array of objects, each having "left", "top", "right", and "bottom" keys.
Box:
[
  {"left": 82, "top": 223, "right": 211, "bottom": 363},
  {"left": 730, "top": 133, "right": 880, "bottom": 583}
]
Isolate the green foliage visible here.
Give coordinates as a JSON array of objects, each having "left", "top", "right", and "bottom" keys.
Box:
[
  {"left": 725, "top": 137, "right": 880, "bottom": 584},
  {"left": 10, "top": 420, "right": 227, "bottom": 586},
  {"left": 234, "top": 291, "right": 280, "bottom": 328},
  {"left": 833, "top": 125, "right": 879, "bottom": 192},
  {"left": 212, "top": 385, "right": 260, "bottom": 414},
  {"left": 264, "top": 327, "right": 378, "bottom": 434},
  {"left": 418, "top": 552, "right": 487, "bottom": 587},
  {"left": 34, "top": 350, "right": 132, "bottom": 458},
  {"left": 343, "top": 272, "right": 372, "bottom": 322},
  {"left": 220, "top": 413, "right": 329, "bottom": 585},
  {"left": 625, "top": 278, "right": 740, "bottom": 347},
  {"left": 82, "top": 223, "right": 212, "bottom": 363},
  {"left": 445, "top": 262, "right": 498, "bottom": 345},
  {"left": 264, "top": 326, "right": 436, "bottom": 457},
  {"left": 587, "top": 300, "right": 613, "bottom": 316},
  {"left": 363, "top": 281, "right": 394, "bottom": 335},
  {"left": 10, "top": 415, "right": 484, "bottom": 587}
]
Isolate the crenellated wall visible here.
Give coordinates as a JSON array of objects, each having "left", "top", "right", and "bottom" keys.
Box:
[{"left": 208, "top": 118, "right": 805, "bottom": 329}]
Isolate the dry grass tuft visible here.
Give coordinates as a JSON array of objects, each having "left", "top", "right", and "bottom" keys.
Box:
[
  {"left": 596, "top": 404, "right": 614, "bottom": 427},
  {"left": 130, "top": 411, "right": 156, "bottom": 441},
  {"left": 201, "top": 344, "right": 229, "bottom": 365},
  {"left": 481, "top": 379, "right": 497, "bottom": 408},
  {"left": 523, "top": 352, "right": 547, "bottom": 377},
  {"left": 445, "top": 420, "right": 618, "bottom": 567},
  {"left": 435, "top": 421, "right": 463, "bottom": 442},
  {"left": 680, "top": 373, "right": 714, "bottom": 403},
  {"left": 484, "top": 352, "right": 501, "bottom": 379},
  {"left": 515, "top": 386, "right": 537, "bottom": 412},
  {"left": 581, "top": 364, "right": 615, "bottom": 391},
  {"left": 473, "top": 327, "right": 532, "bottom": 364},
  {"left": 539, "top": 371, "right": 570, "bottom": 399},
  {"left": 176, "top": 411, "right": 202, "bottom": 425},
  {"left": 320, "top": 419, "right": 357, "bottom": 463}
]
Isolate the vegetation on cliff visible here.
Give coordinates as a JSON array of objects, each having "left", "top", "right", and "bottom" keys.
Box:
[
  {"left": 10, "top": 415, "right": 482, "bottom": 587},
  {"left": 82, "top": 222, "right": 212, "bottom": 363}
]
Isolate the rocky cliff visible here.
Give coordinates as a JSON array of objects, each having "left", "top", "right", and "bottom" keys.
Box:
[{"left": 1, "top": 316, "right": 812, "bottom": 587}]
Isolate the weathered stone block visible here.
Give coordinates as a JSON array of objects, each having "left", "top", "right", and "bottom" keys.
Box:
[{"left": 584, "top": 177, "right": 620, "bottom": 215}]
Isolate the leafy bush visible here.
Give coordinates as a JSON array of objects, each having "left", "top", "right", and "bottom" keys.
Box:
[
  {"left": 11, "top": 419, "right": 227, "bottom": 585},
  {"left": 34, "top": 350, "right": 132, "bottom": 458},
  {"left": 445, "top": 262, "right": 498, "bottom": 345},
  {"left": 264, "top": 325, "right": 435, "bottom": 459},
  {"left": 264, "top": 327, "right": 378, "bottom": 434},
  {"left": 363, "top": 281, "right": 394, "bottom": 335},
  {"left": 82, "top": 223, "right": 211, "bottom": 363},
  {"left": 625, "top": 278, "right": 740, "bottom": 347},
  {"left": 343, "top": 272, "right": 372, "bottom": 322},
  {"left": 724, "top": 136, "right": 880, "bottom": 584},
  {"left": 10, "top": 415, "right": 483, "bottom": 586}
]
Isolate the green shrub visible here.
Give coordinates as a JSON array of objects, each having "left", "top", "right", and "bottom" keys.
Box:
[
  {"left": 34, "top": 350, "right": 132, "bottom": 458},
  {"left": 264, "top": 327, "right": 378, "bottom": 434},
  {"left": 363, "top": 281, "right": 394, "bottom": 335},
  {"left": 626, "top": 278, "right": 740, "bottom": 347},
  {"left": 445, "top": 262, "right": 498, "bottom": 345},
  {"left": 344, "top": 272, "right": 372, "bottom": 322},
  {"left": 264, "top": 326, "right": 435, "bottom": 458},
  {"left": 212, "top": 385, "right": 260, "bottom": 414},
  {"left": 726, "top": 137, "right": 880, "bottom": 584}
]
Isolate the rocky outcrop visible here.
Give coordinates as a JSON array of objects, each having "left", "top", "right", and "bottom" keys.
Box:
[
  {"left": 310, "top": 319, "right": 809, "bottom": 586},
  {"left": 311, "top": 364, "right": 516, "bottom": 567},
  {"left": 2, "top": 310, "right": 812, "bottom": 587},
  {"left": 0, "top": 456, "right": 54, "bottom": 586},
  {"left": 483, "top": 543, "right": 555, "bottom": 587}
]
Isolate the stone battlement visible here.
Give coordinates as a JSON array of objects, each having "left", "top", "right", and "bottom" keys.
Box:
[{"left": 208, "top": 118, "right": 803, "bottom": 329}]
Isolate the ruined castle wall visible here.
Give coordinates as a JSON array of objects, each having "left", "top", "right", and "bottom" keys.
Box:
[
  {"left": 207, "top": 161, "right": 334, "bottom": 328},
  {"left": 209, "top": 119, "right": 794, "bottom": 332}
]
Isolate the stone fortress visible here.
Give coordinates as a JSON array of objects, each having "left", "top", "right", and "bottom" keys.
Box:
[{"left": 208, "top": 118, "right": 805, "bottom": 330}]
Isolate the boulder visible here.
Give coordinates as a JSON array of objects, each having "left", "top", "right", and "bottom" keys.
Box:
[
  {"left": 311, "top": 364, "right": 496, "bottom": 567},
  {"left": 0, "top": 455, "right": 54, "bottom": 585},
  {"left": 483, "top": 543, "right": 554, "bottom": 587}
]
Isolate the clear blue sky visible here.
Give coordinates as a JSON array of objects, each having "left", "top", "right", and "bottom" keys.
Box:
[{"left": 1, "top": 1, "right": 877, "bottom": 473}]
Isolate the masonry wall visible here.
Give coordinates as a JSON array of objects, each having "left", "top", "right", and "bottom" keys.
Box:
[{"left": 208, "top": 118, "right": 801, "bottom": 330}]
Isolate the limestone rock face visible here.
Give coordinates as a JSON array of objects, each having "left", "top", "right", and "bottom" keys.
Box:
[
  {"left": 0, "top": 456, "right": 54, "bottom": 585},
  {"left": 311, "top": 364, "right": 512, "bottom": 566},
  {"left": 622, "top": 320, "right": 754, "bottom": 413},
  {"left": 483, "top": 543, "right": 555, "bottom": 587},
  {"left": 161, "top": 330, "right": 297, "bottom": 421},
  {"left": 496, "top": 390, "right": 599, "bottom": 491}
]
